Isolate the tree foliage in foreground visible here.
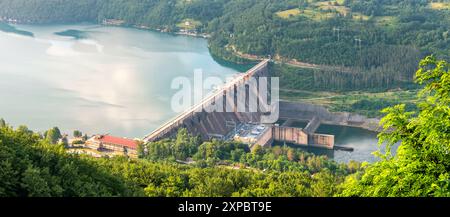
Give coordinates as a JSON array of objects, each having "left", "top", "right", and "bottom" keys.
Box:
[
  {"left": 0, "top": 125, "right": 136, "bottom": 197},
  {"left": 340, "top": 56, "right": 450, "bottom": 196},
  {"left": 0, "top": 124, "right": 358, "bottom": 197},
  {"left": 139, "top": 129, "right": 357, "bottom": 176}
]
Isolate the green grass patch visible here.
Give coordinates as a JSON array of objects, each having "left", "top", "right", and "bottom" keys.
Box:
[
  {"left": 276, "top": 8, "right": 302, "bottom": 19},
  {"left": 307, "top": 0, "right": 345, "bottom": 5},
  {"left": 352, "top": 12, "right": 370, "bottom": 21},
  {"left": 280, "top": 89, "right": 339, "bottom": 102},
  {"left": 314, "top": 1, "right": 350, "bottom": 16},
  {"left": 301, "top": 9, "right": 337, "bottom": 21},
  {"left": 429, "top": 2, "right": 450, "bottom": 10},
  {"left": 280, "top": 89, "right": 420, "bottom": 118},
  {"left": 276, "top": 1, "right": 350, "bottom": 21},
  {"left": 176, "top": 18, "right": 202, "bottom": 30},
  {"left": 374, "top": 16, "right": 397, "bottom": 26}
]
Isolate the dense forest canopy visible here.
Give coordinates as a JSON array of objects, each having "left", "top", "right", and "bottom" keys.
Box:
[
  {"left": 1, "top": 0, "right": 449, "bottom": 91},
  {"left": 0, "top": 123, "right": 359, "bottom": 197}
]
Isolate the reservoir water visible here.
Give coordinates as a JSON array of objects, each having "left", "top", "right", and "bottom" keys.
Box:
[{"left": 0, "top": 23, "right": 383, "bottom": 163}]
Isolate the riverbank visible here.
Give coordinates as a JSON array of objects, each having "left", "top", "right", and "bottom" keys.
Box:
[{"left": 102, "top": 19, "right": 211, "bottom": 39}]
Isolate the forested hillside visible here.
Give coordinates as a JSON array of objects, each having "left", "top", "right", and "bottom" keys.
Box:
[
  {"left": 0, "top": 123, "right": 358, "bottom": 197},
  {"left": 1, "top": 0, "right": 449, "bottom": 90}
]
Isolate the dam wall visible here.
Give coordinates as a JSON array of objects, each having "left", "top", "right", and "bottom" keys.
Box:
[
  {"left": 253, "top": 127, "right": 274, "bottom": 149},
  {"left": 252, "top": 126, "right": 334, "bottom": 150},
  {"left": 144, "top": 59, "right": 271, "bottom": 143},
  {"left": 143, "top": 59, "right": 379, "bottom": 148},
  {"left": 273, "top": 126, "right": 308, "bottom": 146}
]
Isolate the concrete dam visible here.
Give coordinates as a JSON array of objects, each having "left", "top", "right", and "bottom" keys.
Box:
[
  {"left": 143, "top": 60, "right": 270, "bottom": 142},
  {"left": 143, "top": 59, "right": 335, "bottom": 150}
]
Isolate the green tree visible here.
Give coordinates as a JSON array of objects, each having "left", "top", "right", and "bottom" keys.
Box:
[
  {"left": 0, "top": 118, "right": 6, "bottom": 128},
  {"left": 194, "top": 141, "right": 219, "bottom": 160},
  {"left": 340, "top": 56, "right": 450, "bottom": 197},
  {"left": 0, "top": 125, "right": 137, "bottom": 197},
  {"left": 252, "top": 145, "right": 265, "bottom": 156},
  {"left": 82, "top": 134, "right": 89, "bottom": 141},
  {"left": 231, "top": 149, "right": 245, "bottom": 162},
  {"left": 60, "top": 136, "right": 69, "bottom": 147},
  {"left": 17, "top": 125, "right": 33, "bottom": 135},
  {"left": 311, "top": 170, "right": 339, "bottom": 197},
  {"left": 173, "top": 129, "right": 191, "bottom": 160},
  {"left": 73, "top": 130, "right": 82, "bottom": 138},
  {"left": 20, "top": 166, "right": 53, "bottom": 197},
  {"left": 287, "top": 148, "right": 297, "bottom": 161},
  {"left": 45, "top": 127, "right": 62, "bottom": 144}
]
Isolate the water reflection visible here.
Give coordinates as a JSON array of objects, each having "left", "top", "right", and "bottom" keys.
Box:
[{"left": 0, "top": 24, "right": 239, "bottom": 137}]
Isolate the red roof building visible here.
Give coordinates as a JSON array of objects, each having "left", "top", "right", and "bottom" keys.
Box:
[
  {"left": 85, "top": 134, "right": 139, "bottom": 157},
  {"left": 97, "top": 135, "right": 138, "bottom": 149}
]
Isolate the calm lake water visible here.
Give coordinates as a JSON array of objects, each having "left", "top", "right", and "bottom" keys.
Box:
[{"left": 0, "top": 24, "right": 240, "bottom": 138}]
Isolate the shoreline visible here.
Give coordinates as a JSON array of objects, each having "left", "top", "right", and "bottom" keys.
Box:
[{"left": 103, "top": 20, "right": 212, "bottom": 39}]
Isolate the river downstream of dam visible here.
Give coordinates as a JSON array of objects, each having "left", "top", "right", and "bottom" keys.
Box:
[{"left": 0, "top": 23, "right": 384, "bottom": 163}]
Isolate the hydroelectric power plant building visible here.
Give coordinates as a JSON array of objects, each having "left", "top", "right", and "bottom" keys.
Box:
[{"left": 143, "top": 59, "right": 335, "bottom": 150}]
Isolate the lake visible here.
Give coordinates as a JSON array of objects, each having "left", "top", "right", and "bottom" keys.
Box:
[{"left": 0, "top": 23, "right": 241, "bottom": 138}]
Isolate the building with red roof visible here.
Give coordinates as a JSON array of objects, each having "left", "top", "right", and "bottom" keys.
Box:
[{"left": 85, "top": 134, "right": 139, "bottom": 158}]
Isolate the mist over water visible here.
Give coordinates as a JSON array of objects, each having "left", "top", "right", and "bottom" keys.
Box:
[{"left": 0, "top": 24, "right": 239, "bottom": 138}]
